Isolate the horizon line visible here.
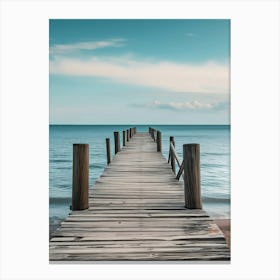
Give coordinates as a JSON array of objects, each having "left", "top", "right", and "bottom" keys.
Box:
[{"left": 49, "top": 123, "right": 230, "bottom": 126}]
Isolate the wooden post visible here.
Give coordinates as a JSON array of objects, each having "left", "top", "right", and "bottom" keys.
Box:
[
  {"left": 114, "top": 131, "right": 120, "bottom": 154},
  {"left": 126, "top": 129, "right": 129, "bottom": 142},
  {"left": 106, "top": 138, "right": 111, "bottom": 164},
  {"left": 130, "top": 128, "right": 132, "bottom": 138},
  {"left": 122, "top": 130, "right": 126, "bottom": 146},
  {"left": 157, "top": 130, "right": 162, "bottom": 152},
  {"left": 170, "top": 136, "right": 176, "bottom": 174},
  {"left": 72, "top": 144, "right": 89, "bottom": 211},
  {"left": 183, "top": 144, "right": 202, "bottom": 209}
]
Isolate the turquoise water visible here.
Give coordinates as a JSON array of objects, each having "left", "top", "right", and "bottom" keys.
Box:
[{"left": 49, "top": 125, "right": 230, "bottom": 228}]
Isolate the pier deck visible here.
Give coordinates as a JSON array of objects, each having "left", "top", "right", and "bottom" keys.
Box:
[{"left": 49, "top": 132, "right": 230, "bottom": 261}]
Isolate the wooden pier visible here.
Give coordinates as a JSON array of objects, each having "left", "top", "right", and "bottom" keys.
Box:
[{"left": 49, "top": 128, "right": 230, "bottom": 261}]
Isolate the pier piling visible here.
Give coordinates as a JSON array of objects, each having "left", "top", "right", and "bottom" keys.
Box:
[
  {"left": 114, "top": 131, "right": 120, "bottom": 154},
  {"left": 183, "top": 144, "right": 202, "bottom": 209},
  {"left": 106, "top": 138, "right": 111, "bottom": 164},
  {"left": 123, "top": 130, "right": 126, "bottom": 147},
  {"left": 72, "top": 144, "right": 89, "bottom": 211},
  {"left": 170, "top": 136, "right": 176, "bottom": 174},
  {"left": 156, "top": 130, "right": 162, "bottom": 152}
]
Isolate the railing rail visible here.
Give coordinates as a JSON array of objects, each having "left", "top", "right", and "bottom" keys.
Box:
[
  {"left": 168, "top": 137, "right": 185, "bottom": 180},
  {"left": 169, "top": 142, "right": 181, "bottom": 167},
  {"left": 176, "top": 159, "right": 184, "bottom": 180},
  {"left": 149, "top": 127, "right": 184, "bottom": 180},
  {"left": 149, "top": 127, "right": 157, "bottom": 142},
  {"left": 106, "top": 127, "right": 136, "bottom": 165}
]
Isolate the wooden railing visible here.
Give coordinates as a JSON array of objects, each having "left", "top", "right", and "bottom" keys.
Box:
[
  {"left": 148, "top": 127, "right": 162, "bottom": 152},
  {"left": 106, "top": 127, "right": 136, "bottom": 164},
  {"left": 168, "top": 137, "right": 184, "bottom": 180},
  {"left": 149, "top": 127, "right": 202, "bottom": 209}
]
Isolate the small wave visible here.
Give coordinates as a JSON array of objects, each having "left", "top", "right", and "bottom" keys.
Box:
[
  {"left": 49, "top": 216, "right": 64, "bottom": 225},
  {"left": 201, "top": 163, "right": 224, "bottom": 168},
  {"left": 50, "top": 159, "right": 72, "bottom": 163},
  {"left": 203, "top": 152, "right": 229, "bottom": 156},
  {"left": 50, "top": 183, "right": 71, "bottom": 190},
  {"left": 49, "top": 197, "right": 71, "bottom": 204},
  {"left": 89, "top": 163, "right": 105, "bottom": 169},
  {"left": 55, "top": 166, "right": 71, "bottom": 170},
  {"left": 202, "top": 196, "right": 230, "bottom": 203}
]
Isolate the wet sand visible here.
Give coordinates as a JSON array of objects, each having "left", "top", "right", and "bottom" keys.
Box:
[{"left": 215, "top": 219, "right": 230, "bottom": 248}]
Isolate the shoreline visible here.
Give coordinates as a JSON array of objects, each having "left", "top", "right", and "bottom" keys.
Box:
[
  {"left": 215, "top": 219, "right": 231, "bottom": 248},
  {"left": 49, "top": 223, "right": 61, "bottom": 239}
]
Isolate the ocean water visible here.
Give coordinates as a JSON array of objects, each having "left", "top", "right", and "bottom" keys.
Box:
[{"left": 49, "top": 125, "right": 230, "bottom": 229}]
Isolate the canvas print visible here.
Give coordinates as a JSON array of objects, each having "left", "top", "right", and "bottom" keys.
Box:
[{"left": 49, "top": 19, "right": 230, "bottom": 262}]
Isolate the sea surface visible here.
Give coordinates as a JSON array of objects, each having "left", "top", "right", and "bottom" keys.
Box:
[{"left": 49, "top": 125, "right": 230, "bottom": 230}]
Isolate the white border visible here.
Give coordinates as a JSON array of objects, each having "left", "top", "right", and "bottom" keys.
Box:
[{"left": 1, "top": 0, "right": 279, "bottom": 279}]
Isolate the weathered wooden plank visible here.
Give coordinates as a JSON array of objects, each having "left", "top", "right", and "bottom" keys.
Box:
[
  {"left": 65, "top": 218, "right": 211, "bottom": 225},
  {"left": 92, "top": 183, "right": 183, "bottom": 187},
  {"left": 69, "top": 210, "right": 209, "bottom": 217},
  {"left": 50, "top": 253, "right": 230, "bottom": 261},
  {"left": 70, "top": 209, "right": 207, "bottom": 214},
  {"left": 51, "top": 229, "right": 225, "bottom": 239},
  {"left": 59, "top": 221, "right": 215, "bottom": 228},
  {"left": 90, "top": 191, "right": 182, "bottom": 196},
  {"left": 50, "top": 239, "right": 228, "bottom": 248},
  {"left": 49, "top": 246, "right": 230, "bottom": 255}
]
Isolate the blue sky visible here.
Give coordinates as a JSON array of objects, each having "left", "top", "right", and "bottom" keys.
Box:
[{"left": 49, "top": 19, "right": 230, "bottom": 124}]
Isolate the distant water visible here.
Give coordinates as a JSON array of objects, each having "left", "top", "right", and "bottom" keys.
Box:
[{"left": 50, "top": 125, "right": 230, "bottom": 230}]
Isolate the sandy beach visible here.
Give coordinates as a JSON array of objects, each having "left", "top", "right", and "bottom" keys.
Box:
[{"left": 215, "top": 219, "right": 231, "bottom": 248}]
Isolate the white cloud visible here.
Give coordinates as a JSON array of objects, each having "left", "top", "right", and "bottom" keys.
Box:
[
  {"left": 50, "top": 56, "right": 229, "bottom": 94},
  {"left": 50, "top": 39, "right": 125, "bottom": 54},
  {"left": 132, "top": 99, "right": 228, "bottom": 111},
  {"left": 150, "top": 100, "right": 217, "bottom": 110}
]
